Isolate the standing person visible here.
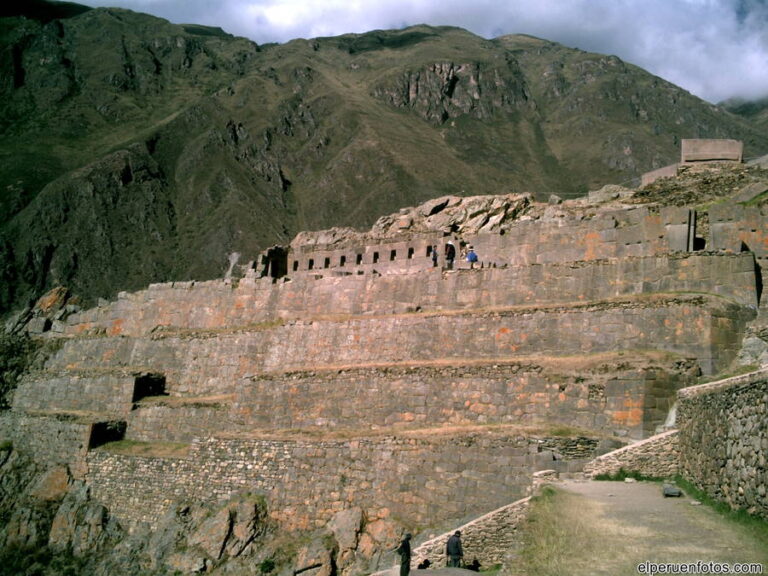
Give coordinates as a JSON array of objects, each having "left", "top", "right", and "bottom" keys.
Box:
[
  {"left": 466, "top": 246, "right": 478, "bottom": 269},
  {"left": 396, "top": 533, "right": 412, "bottom": 576},
  {"left": 445, "top": 241, "right": 456, "bottom": 270},
  {"left": 431, "top": 245, "right": 438, "bottom": 267},
  {"left": 446, "top": 530, "right": 463, "bottom": 568}
]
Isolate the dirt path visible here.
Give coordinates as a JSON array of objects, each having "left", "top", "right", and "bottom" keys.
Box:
[{"left": 529, "top": 479, "right": 768, "bottom": 576}]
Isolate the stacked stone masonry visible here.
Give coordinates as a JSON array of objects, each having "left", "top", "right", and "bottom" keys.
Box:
[
  {"left": 87, "top": 432, "right": 540, "bottom": 532},
  {"left": 7, "top": 185, "right": 767, "bottom": 543},
  {"left": 582, "top": 430, "right": 681, "bottom": 479},
  {"left": 677, "top": 369, "right": 768, "bottom": 519},
  {"left": 47, "top": 296, "right": 751, "bottom": 390},
  {"left": 64, "top": 252, "right": 759, "bottom": 338},
  {"left": 413, "top": 496, "right": 531, "bottom": 567},
  {"left": 123, "top": 360, "right": 695, "bottom": 443}
]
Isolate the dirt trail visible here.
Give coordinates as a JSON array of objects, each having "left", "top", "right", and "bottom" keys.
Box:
[{"left": 545, "top": 479, "right": 768, "bottom": 576}]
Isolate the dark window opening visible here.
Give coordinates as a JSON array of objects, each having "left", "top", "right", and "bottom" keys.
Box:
[
  {"left": 356, "top": 254, "right": 363, "bottom": 265},
  {"left": 132, "top": 373, "right": 167, "bottom": 403},
  {"left": 88, "top": 420, "right": 126, "bottom": 449},
  {"left": 693, "top": 237, "right": 706, "bottom": 251},
  {"left": 499, "top": 229, "right": 506, "bottom": 236},
  {"left": 426, "top": 246, "right": 433, "bottom": 257},
  {"left": 308, "top": 258, "right": 314, "bottom": 270},
  {"left": 407, "top": 247, "right": 415, "bottom": 259},
  {"left": 261, "top": 246, "right": 288, "bottom": 279},
  {"left": 340, "top": 255, "right": 347, "bottom": 267},
  {"left": 293, "top": 260, "right": 299, "bottom": 272},
  {"left": 324, "top": 257, "right": 331, "bottom": 268},
  {"left": 373, "top": 252, "right": 379, "bottom": 264},
  {"left": 390, "top": 249, "right": 397, "bottom": 261}
]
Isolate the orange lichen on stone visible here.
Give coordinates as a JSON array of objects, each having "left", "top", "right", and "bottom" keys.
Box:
[
  {"left": 108, "top": 318, "right": 124, "bottom": 336},
  {"left": 611, "top": 396, "right": 644, "bottom": 427},
  {"left": 583, "top": 231, "right": 602, "bottom": 260},
  {"left": 34, "top": 286, "right": 68, "bottom": 313}
]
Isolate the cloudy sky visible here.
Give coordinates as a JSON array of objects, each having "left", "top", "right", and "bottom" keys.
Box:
[{"left": 69, "top": 0, "right": 768, "bottom": 104}]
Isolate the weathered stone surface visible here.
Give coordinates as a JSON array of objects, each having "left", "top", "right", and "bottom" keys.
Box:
[
  {"left": 583, "top": 430, "right": 680, "bottom": 479},
  {"left": 677, "top": 369, "right": 768, "bottom": 519},
  {"left": 188, "top": 506, "right": 232, "bottom": 559},
  {"left": 328, "top": 507, "right": 363, "bottom": 553},
  {"left": 48, "top": 483, "right": 112, "bottom": 557},
  {"left": 295, "top": 532, "right": 337, "bottom": 576}
]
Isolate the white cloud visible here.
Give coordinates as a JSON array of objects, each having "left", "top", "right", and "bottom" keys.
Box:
[{"left": 69, "top": 0, "right": 768, "bottom": 103}]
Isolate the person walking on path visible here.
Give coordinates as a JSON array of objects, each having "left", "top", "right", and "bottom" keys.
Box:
[
  {"left": 446, "top": 530, "right": 463, "bottom": 568},
  {"left": 396, "top": 533, "right": 412, "bottom": 576}
]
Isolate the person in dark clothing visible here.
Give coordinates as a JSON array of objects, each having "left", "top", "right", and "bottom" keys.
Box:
[
  {"left": 467, "top": 558, "right": 481, "bottom": 571},
  {"left": 396, "top": 533, "right": 412, "bottom": 576},
  {"left": 431, "top": 245, "right": 438, "bottom": 267},
  {"left": 446, "top": 530, "right": 463, "bottom": 568},
  {"left": 445, "top": 242, "right": 456, "bottom": 270},
  {"left": 417, "top": 559, "right": 431, "bottom": 569}
]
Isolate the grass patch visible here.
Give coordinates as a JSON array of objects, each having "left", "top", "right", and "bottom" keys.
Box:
[
  {"left": 96, "top": 439, "right": 190, "bottom": 459},
  {"left": 546, "top": 424, "right": 590, "bottom": 437},
  {"left": 515, "top": 486, "right": 606, "bottom": 576},
  {"left": 478, "top": 563, "right": 502, "bottom": 575},
  {"left": 695, "top": 364, "right": 761, "bottom": 385},
  {"left": 673, "top": 476, "right": 768, "bottom": 538},
  {"left": 593, "top": 467, "right": 664, "bottom": 482}
]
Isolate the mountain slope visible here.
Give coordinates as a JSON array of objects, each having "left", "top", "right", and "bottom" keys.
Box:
[{"left": 1, "top": 5, "right": 767, "bottom": 314}]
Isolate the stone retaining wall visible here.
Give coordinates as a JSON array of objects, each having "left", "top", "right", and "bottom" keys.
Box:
[
  {"left": 13, "top": 372, "right": 135, "bottom": 418},
  {"left": 123, "top": 359, "right": 692, "bottom": 442},
  {"left": 1, "top": 413, "right": 92, "bottom": 478},
  {"left": 677, "top": 369, "right": 768, "bottom": 519},
  {"left": 63, "top": 252, "right": 758, "bottom": 338},
  {"left": 413, "top": 496, "right": 531, "bottom": 568},
  {"left": 582, "top": 430, "right": 680, "bottom": 479},
  {"left": 87, "top": 432, "right": 541, "bottom": 532},
  {"left": 47, "top": 297, "right": 751, "bottom": 394}
]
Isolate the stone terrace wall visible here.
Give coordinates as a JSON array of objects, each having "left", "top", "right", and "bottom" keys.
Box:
[
  {"left": 87, "top": 432, "right": 537, "bottom": 532},
  {"left": 47, "top": 296, "right": 752, "bottom": 394},
  {"left": 708, "top": 203, "right": 768, "bottom": 312},
  {"left": 279, "top": 205, "right": 680, "bottom": 275},
  {"left": 1, "top": 413, "right": 92, "bottom": 478},
  {"left": 582, "top": 430, "right": 680, "bottom": 479},
  {"left": 12, "top": 371, "right": 135, "bottom": 417},
  {"left": 195, "top": 360, "right": 689, "bottom": 441},
  {"left": 413, "top": 496, "right": 531, "bottom": 568},
  {"left": 126, "top": 402, "right": 227, "bottom": 443},
  {"left": 124, "top": 360, "right": 688, "bottom": 442},
  {"left": 677, "top": 369, "right": 768, "bottom": 519},
  {"left": 62, "top": 251, "right": 758, "bottom": 338}
]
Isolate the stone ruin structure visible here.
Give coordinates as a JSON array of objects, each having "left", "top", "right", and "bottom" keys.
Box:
[
  {"left": 641, "top": 138, "right": 745, "bottom": 186},
  {"left": 2, "top": 161, "right": 768, "bottom": 571}
]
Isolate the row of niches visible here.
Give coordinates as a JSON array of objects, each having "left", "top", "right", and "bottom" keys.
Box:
[
  {"left": 258, "top": 237, "right": 478, "bottom": 278},
  {"left": 295, "top": 245, "right": 423, "bottom": 271}
]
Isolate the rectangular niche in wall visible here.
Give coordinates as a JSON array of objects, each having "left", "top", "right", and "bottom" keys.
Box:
[
  {"left": 88, "top": 420, "right": 127, "bottom": 449},
  {"left": 132, "top": 373, "right": 168, "bottom": 403}
]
